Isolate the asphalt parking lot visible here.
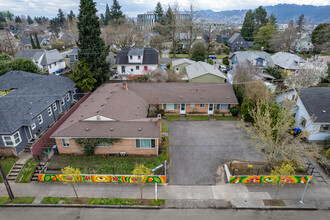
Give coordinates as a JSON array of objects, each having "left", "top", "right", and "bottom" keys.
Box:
[{"left": 168, "top": 121, "right": 264, "bottom": 185}]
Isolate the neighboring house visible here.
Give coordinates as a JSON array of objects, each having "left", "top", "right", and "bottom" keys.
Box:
[
  {"left": 230, "top": 51, "right": 274, "bottom": 69},
  {"left": 227, "top": 33, "right": 250, "bottom": 52},
  {"left": 15, "top": 49, "right": 66, "bottom": 74},
  {"left": 0, "top": 71, "right": 77, "bottom": 156},
  {"left": 116, "top": 48, "right": 159, "bottom": 76},
  {"left": 216, "top": 34, "right": 230, "bottom": 44},
  {"left": 185, "top": 61, "right": 227, "bottom": 83},
  {"left": 276, "top": 88, "right": 330, "bottom": 141},
  {"left": 21, "top": 35, "right": 51, "bottom": 49},
  {"left": 172, "top": 58, "right": 196, "bottom": 75},
  {"left": 69, "top": 48, "right": 79, "bottom": 70},
  {"left": 295, "top": 38, "right": 314, "bottom": 53},
  {"left": 272, "top": 52, "right": 306, "bottom": 72}
]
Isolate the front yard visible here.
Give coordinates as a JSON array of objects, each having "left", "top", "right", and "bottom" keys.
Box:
[
  {"left": 0, "top": 157, "right": 17, "bottom": 183},
  {"left": 48, "top": 136, "right": 169, "bottom": 175}
]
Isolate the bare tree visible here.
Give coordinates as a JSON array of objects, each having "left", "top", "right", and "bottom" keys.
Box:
[
  {"left": 148, "top": 68, "right": 167, "bottom": 82},
  {"left": 285, "top": 57, "right": 328, "bottom": 89},
  {"left": 270, "top": 20, "right": 298, "bottom": 52},
  {"left": 184, "top": 0, "right": 200, "bottom": 55}
]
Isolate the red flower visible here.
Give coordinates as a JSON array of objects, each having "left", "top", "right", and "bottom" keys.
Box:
[
  {"left": 131, "top": 177, "right": 138, "bottom": 182},
  {"left": 66, "top": 176, "right": 73, "bottom": 181},
  {"left": 112, "top": 176, "right": 119, "bottom": 182},
  {"left": 84, "top": 176, "right": 91, "bottom": 181}
]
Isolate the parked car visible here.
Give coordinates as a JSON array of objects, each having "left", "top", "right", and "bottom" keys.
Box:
[
  {"left": 208, "top": 55, "right": 217, "bottom": 59},
  {"left": 219, "top": 65, "right": 227, "bottom": 73}
]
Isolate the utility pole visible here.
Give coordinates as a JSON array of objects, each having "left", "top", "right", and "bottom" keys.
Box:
[
  {"left": 207, "top": 23, "right": 212, "bottom": 58},
  {"left": 0, "top": 161, "right": 15, "bottom": 200},
  {"left": 6, "top": 29, "right": 15, "bottom": 56}
]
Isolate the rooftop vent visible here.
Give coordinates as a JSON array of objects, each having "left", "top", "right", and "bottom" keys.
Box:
[
  {"left": 138, "top": 128, "right": 142, "bottom": 131},
  {"left": 138, "top": 106, "right": 140, "bottom": 108},
  {"left": 180, "top": 96, "right": 183, "bottom": 99},
  {"left": 85, "top": 128, "right": 90, "bottom": 131},
  {"left": 323, "top": 110, "right": 326, "bottom": 113},
  {"left": 200, "top": 96, "right": 203, "bottom": 99},
  {"left": 135, "top": 113, "right": 138, "bottom": 115},
  {"left": 227, "top": 97, "right": 230, "bottom": 99},
  {"left": 110, "top": 128, "right": 114, "bottom": 131}
]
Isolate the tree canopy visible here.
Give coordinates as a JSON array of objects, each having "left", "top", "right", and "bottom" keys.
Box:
[
  {"left": 0, "top": 56, "right": 44, "bottom": 76},
  {"left": 109, "top": 0, "right": 125, "bottom": 25},
  {"left": 191, "top": 42, "right": 206, "bottom": 62},
  {"left": 154, "top": 2, "right": 165, "bottom": 24},
  {"left": 254, "top": 22, "right": 275, "bottom": 49}
]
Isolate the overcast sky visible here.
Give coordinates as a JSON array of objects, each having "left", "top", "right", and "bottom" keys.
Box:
[{"left": 1, "top": 0, "right": 329, "bottom": 18}]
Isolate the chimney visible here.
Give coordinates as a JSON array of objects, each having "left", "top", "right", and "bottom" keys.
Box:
[
  {"left": 261, "top": 46, "right": 264, "bottom": 51},
  {"left": 123, "top": 82, "right": 128, "bottom": 90}
]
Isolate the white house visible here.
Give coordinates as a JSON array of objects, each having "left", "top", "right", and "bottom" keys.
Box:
[
  {"left": 276, "top": 87, "right": 330, "bottom": 141},
  {"left": 116, "top": 47, "right": 159, "bottom": 76},
  {"left": 15, "top": 49, "right": 66, "bottom": 75}
]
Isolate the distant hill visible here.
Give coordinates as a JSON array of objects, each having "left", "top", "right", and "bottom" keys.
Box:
[{"left": 197, "top": 4, "right": 330, "bottom": 24}]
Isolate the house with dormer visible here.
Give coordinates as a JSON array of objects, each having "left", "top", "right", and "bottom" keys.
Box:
[
  {"left": 0, "top": 71, "right": 76, "bottom": 156},
  {"left": 230, "top": 51, "right": 274, "bottom": 69},
  {"left": 116, "top": 47, "right": 159, "bottom": 76}
]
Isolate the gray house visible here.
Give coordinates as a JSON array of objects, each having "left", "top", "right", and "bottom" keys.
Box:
[
  {"left": 21, "top": 36, "right": 51, "bottom": 49},
  {"left": 0, "top": 71, "right": 77, "bottom": 156},
  {"left": 227, "top": 33, "right": 250, "bottom": 52},
  {"left": 230, "top": 51, "right": 274, "bottom": 69}
]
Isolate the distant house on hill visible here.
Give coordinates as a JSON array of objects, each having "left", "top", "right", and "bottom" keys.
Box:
[
  {"left": 116, "top": 48, "right": 159, "bottom": 77},
  {"left": 21, "top": 36, "right": 51, "bottom": 49},
  {"left": 227, "top": 33, "right": 250, "bottom": 52},
  {"left": 15, "top": 49, "right": 66, "bottom": 74}
]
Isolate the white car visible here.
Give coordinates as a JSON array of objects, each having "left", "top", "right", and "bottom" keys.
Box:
[{"left": 220, "top": 65, "right": 227, "bottom": 73}]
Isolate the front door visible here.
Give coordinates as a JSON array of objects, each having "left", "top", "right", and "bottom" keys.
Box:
[
  {"left": 180, "top": 104, "right": 186, "bottom": 114},
  {"left": 208, "top": 104, "right": 214, "bottom": 115}
]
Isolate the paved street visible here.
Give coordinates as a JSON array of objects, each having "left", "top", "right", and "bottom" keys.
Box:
[
  {"left": 0, "top": 207, "right": 329, "bottom": 220},
  {"left": 169, "top": 121, "right": 264, "bottom": 185}
]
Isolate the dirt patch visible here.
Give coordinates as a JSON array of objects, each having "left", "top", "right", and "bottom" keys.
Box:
[{"left": 263, "top": 199, "right": 286, "bottom": 206}]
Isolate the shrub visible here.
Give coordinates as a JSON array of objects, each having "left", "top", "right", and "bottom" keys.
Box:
[
  {"left": 230, "top": 107, "right": 239, "bottom": 116},
  {"left": 241, "top": 100, "right": 254, "bottom": 121},
  {"left": 324, "top": 138, "right": 330, "bottom": 150},
  {"left": 166, "top": 63, "right": 171, "bottom": 70},
  {"left": 157, "top": 109, "right": 165, "bottom": 116},
  {"left": 222, "top": 56, "right": 229, "bottom": 66},
  {"left": 214, "top": 110, "right": 220, "bottom": 114},
  {"left": 207, "top": 58, "right": 214, "bottom": 65},
  {"left": 326, "top": 148, "right": 330, "bottom": 159},
  {"left": 295, "top": 167, "right": 305, "bottom": 173}
]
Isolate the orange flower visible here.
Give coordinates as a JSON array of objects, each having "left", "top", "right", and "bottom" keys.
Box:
[
  {"left": 148, "top": 177, "right": 153, "bottom": 182},
  {"left": 51, "top": 176, "right": 57, "bottom": 181}
]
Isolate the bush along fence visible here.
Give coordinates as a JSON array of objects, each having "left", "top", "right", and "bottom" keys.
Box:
[
  {"left": 38, "top": 174, "right": 166, "bottom": 183},
  {"left": 224, "top": 164, "right": 312, "bottom": 184}
]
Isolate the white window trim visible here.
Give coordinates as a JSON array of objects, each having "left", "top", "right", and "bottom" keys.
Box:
[
  {"left": 37, "top": 114, "right": 43, "bottom": 124},
  {"left": 319, "top": 124, "right": 330, "bottom": 132},
  {"left": 47, "top": 107, "right": 52, "bottom": 116},
  {"left": 53, "top": 103, "right": 57, "bottom": 111},
  {"left": 61, "top": 98, "right": 65, "bottom": 106},
  {"left": 135, "top": 139, "right": 157, "bottom": 149},
  {"left": 62, "top": 139, "right": 70, "bottom": 147},
  {"left": 31, "top": 123, "right": 36, "bottom": 130},
  {"left": 200, "top": 104, "right": 205, "bottom": 108},
  {"left": 66, "top": 93, "right": 70, "bottom": 101},
  {"left": 2, "top": 131, "right": 22, "bottom": 147}
]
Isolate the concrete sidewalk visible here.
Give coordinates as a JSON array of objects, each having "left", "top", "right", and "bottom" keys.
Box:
[{"left": 1, "top": 182, "right": 329, "bottom": 209}]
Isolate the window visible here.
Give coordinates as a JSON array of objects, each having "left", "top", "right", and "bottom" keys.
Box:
[
  {"left": 320, "top": 124, "right": 330, "bottom": 132},
  {"left": 66, "top": 93, "right": 70, "bottom": 101},
  {"left": 2, "top": 131, "right": 21, "bottom": 146},
  {"left": 163, "top": 104, "right": 177, "bottom": 110},
  {"left": 31, "top": 123, "right": 36, "bottom": 130},
  {"left": 217, "top": 104, "right": 230, "bottom": 110},
  {"left": 136, "top": 139, "right": 156, "bottom": 149},
  {"left": 130, "top": 55, "right": 133, "bottom": 59},
  {"left": 53, "top": 103, "right": 57, "bottom": 111},
  {"left": 61, "top": 99, "right": 65, "bottom": 106},
  {"left": 138, "top": 55, "right": 141, "bottom": 60},
  {"left": 47, "top": 107, "right": 52, "bottom": 116},
  {"left": 37, "top": 115, "right": 43, "bottom": 124},
  {"left": 190, "top": 104, "right": 195, "bottom": 107},
  {"left": 131, "top": 69, "right": 133, "bottom": 72},
  {"left": 96, "top": 143, "right": 111, "bottom": 147},
  {"left": 62, "top": 139, "right": 70, "bottom": 147},
  {"left": 136, "top": 66, "right": 140, "bottom": 70},
  {"left": 200, "top": 104, "right": 205, "bottom": 108},
  {"left": 301, "top": 117, "right": 307, "bottom": 127}
]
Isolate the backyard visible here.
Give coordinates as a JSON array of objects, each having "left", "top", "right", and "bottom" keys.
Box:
[{"left": 47, "top": 136, "right": 169, "bottom": 175}]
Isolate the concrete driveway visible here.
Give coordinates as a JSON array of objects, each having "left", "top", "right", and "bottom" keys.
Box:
[{"left": 168, "top": 121, "right": 264, "bottom": 185}]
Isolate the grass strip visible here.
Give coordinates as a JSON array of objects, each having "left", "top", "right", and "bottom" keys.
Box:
[
  {"left": 186, "top": 116, "right": 209, "bottom": 121},
  {"left": 161, "top": 121, "right": 168, "bottom": 132},
  {"left": 163, "top": 115, "right": 181, "bottom": 122},
  {"left": 0, "top": 197, "right": 10, "bottom": 204},
  {"left": 13, "top": 197, "right": 35, "bottom": 204},
  {"left": 16, "top": 158, "right": 39, "bottom": 183},
  {"left": 215, "top": 116, "right": 237, "bottom": 120}
]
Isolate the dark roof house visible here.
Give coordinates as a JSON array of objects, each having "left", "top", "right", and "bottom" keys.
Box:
[{"left": 227, "top": 33, "right": 250, "bottom": 52}]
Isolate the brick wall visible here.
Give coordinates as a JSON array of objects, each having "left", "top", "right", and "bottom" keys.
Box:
[
  {"left": 160, "top": 103, "right": 237, "bottom": 115},
  {"left": 56, "top": 138, "right": 158, "bottom": 155}
]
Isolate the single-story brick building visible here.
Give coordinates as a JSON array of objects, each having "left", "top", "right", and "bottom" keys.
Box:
[{"left": 52, "top": 82, "right": 238, "bottom": 155}]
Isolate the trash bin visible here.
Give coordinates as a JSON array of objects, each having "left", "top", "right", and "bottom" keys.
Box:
[{"left": 52, "top": 145, "right": 58, "bottom": 154}]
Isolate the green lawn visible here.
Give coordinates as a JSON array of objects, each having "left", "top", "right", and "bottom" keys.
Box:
[
  {"left": 41, "top": 197, "right": 165, "bottom": 206},
  {"left": 163, "top": 115, "right": 181, "bottom": 122},
  {"left": 0, "top": 197, "right": 35, "bottom": 204},
  {"left": 170, "top": 54, "right": 190, "bottom": 58},
  {"left": 13, "top": 197, "right": 35, "bottom": 204},
  {"left": 161, "top": 121, "right": 168, "bottom": 132},
  {"left": 164, "top": 136, "right": 169, "bottom": 161},
  {"left": 215, "top": 116, "right": 237, "bottom": 120},
  {"left": 186, "top": 116, "right": 209, "bottom": 121},
  {"left": 0, "top": 157, "right": 18, "bottom": 183},
  {"left": 16, "top": 158, "right": 39, "bottom": 183},
  {"left": 49, "top": 145, "right": 167, "bottom": 174}
]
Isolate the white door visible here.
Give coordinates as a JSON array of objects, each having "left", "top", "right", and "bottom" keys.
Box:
[
  {"left": 180, "top": 104, "right": 186, "bottom": 114},
  {"left": 208, "top": 104, "right": 214, "bottom": 115}
]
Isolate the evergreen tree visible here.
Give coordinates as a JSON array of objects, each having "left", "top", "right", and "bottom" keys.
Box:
[
  {"left": 297, "top": 14, "right": 305, "bottom": 33},
  {"left": 268, "top": 13, "right": 277, "bottom": 27},
  {"left": 34, "top": 32, "right": 41, "bottom": 49},
  {"left": 104, "top": 3, "right": 111, "bottom": 25},
  {"left": 68, "top": 10, "right": 76, "bottom": 22},
  {"left": 191, "top": 42, "right": 206, "bottom": 62},
  {"left": 6, "top": 11, "right": 13, "bottom": 20},
  {"left": 254, "top": 22, "right": 275, "bottom": 50},
  {"left": 154, "top": 2, "right": 164, "bottom": 24},
  {"left": 0, "top": 12, "right": 5, "bottom": 23},
  {"left": 241, "top": 10, "right": 255, "bottom": 41},
  {"left": 254, "top": 6, "right": 268, "bottom": 31},
  {"left": 49, "top": 18, "right": 60, "bottom": 36},
  {"left": 15, "top": 16, "right": 22, "bottom": 23},
  {"left": 30, "top": 34, "right": 36, "bottom": 49},
  {"left": 27, "top": 15, "right": 34, "bottom": 25},
  {"left": 109, "top": 0, "right": 125, "bottom": 24},
  {"left": 77, "top": 0, "right": 109, "bottom": 87},
  {"left": 57, "top": 9, "right": 66, "bottom": 27}
]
